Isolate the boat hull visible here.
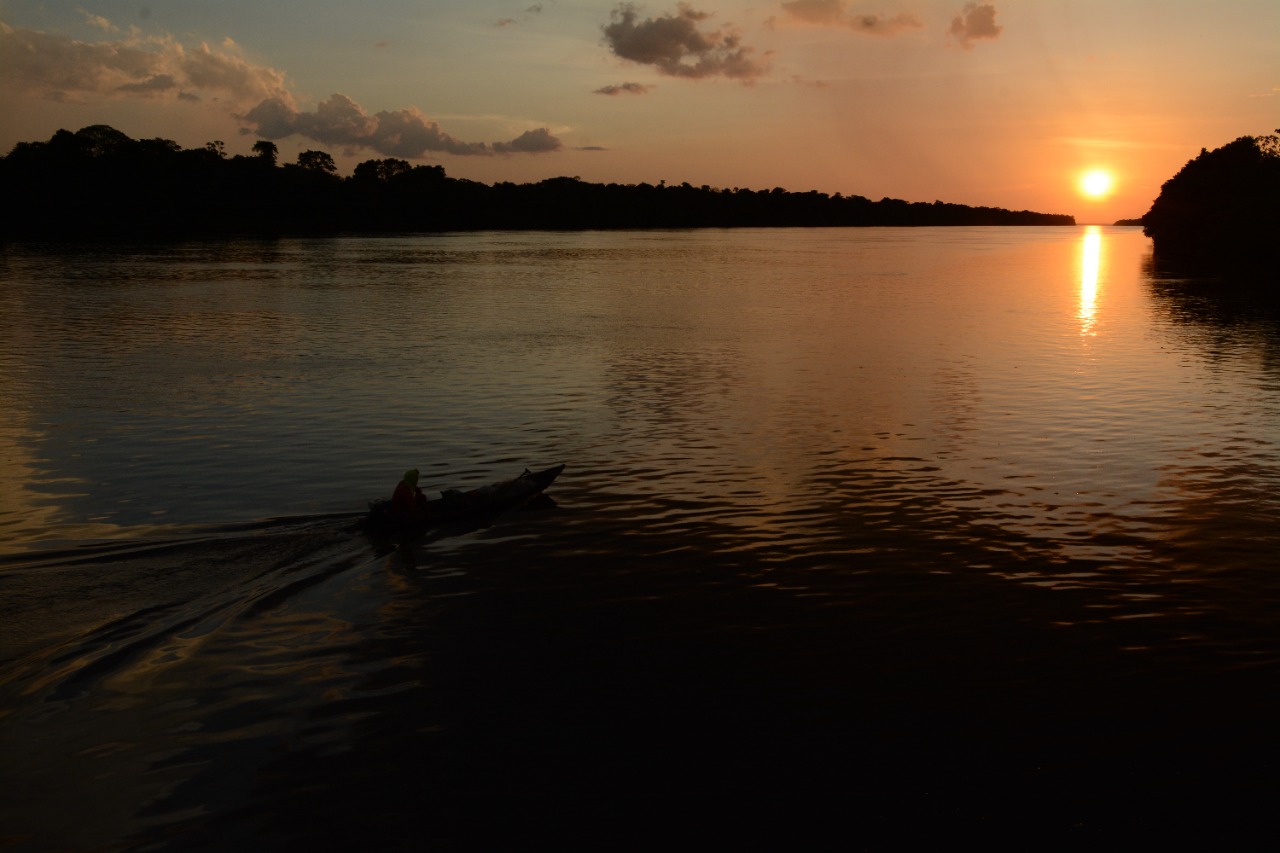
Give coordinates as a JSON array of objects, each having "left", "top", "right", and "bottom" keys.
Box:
[{"left": 364, "top": 464, "right": 565, "bottom": 539}]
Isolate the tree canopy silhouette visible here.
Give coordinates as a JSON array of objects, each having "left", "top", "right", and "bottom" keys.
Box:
[
  {"left": 1, "top": 125, "right": 1075, "bottom": 238},
  {"left": 1142, "top": 132, "right": 1280, "bottom": 272},
  {"left": 252, "top": 140, "right": 278, "bottom": 167},
  {"left": 297, "top": 150, "right": 338, "bottom": 175}
]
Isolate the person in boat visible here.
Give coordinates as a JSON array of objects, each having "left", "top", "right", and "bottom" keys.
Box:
[{"left": 390, "top": 468, "right": 429, "bottom": 523}]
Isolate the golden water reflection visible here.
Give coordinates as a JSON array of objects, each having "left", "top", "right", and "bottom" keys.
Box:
[{"left": 1079, "top": 226, "right": 1101, "bottom": 335}]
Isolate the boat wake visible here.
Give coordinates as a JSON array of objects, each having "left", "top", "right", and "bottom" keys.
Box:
[
  {"left": 0, "top": 514, "right": 434, "bottom": 850},
  {"left": 0, "top": 515, "right": 374, "bottom": 703}
]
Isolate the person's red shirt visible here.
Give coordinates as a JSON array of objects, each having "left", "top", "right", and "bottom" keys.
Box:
[{"left": 391, "top": 481, "right": 418, "bottom": 516}]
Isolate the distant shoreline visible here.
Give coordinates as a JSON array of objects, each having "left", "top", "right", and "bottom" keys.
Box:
[{"left": 1, "top": 125, "right": 1076, "bottom": 239}]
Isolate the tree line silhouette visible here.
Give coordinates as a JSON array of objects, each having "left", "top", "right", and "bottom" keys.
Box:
[
  {"left": 0, "top": 125, "right": 1077, "bottom": 238},
  {"left": 1140, "top": 132, "right": 1279, "bottom": 272}
]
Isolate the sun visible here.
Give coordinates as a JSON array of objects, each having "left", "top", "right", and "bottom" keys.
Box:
[{"left": 1079, "top": 169, "right": 1115, "bottom": 199}]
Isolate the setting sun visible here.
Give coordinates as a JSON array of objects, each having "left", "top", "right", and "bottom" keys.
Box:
[{"left": 1080, "top": 170, "right": 1115, "bottom": 199}]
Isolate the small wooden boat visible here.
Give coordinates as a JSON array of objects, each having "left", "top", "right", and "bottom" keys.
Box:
[{"left": 364, "top": 463, "right": 565, "bottom": 537}]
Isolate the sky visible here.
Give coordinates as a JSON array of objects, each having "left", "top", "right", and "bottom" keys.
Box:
[{"left": 1, "top": 1, "right": 1276, "bottom": 223}]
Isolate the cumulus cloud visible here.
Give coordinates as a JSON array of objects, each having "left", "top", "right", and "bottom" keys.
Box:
[
  {"left": 241, "top": 93, "right": 561, "bottom": 157},
  {"left": 3, "top": 21, "right": 562, "bottom": 159},
  {"left": 779, "top": 1, "right": 923, "bottom": 35},
  {"left": 492, "top": 127, "right": 562, "bottom": 153},
  {"left": 948, "top": 2, "right": 1002, "bottom": 49},
  {"left": 602, "top": 3, "right": 771, "bottom": 81},
  {"left": 0, "top": 21, "right": 291, "bottom": 105},
  {"left": 594, "top": 82, "right": 654, "bottom": 95}
]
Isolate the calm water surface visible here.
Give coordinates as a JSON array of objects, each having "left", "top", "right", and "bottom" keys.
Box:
[{"left": 2, "top": 227, "right": 1279, "bottom": 849}]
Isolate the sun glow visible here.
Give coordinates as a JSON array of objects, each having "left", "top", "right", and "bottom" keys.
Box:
[{"left": 1079, "top": 170, "right": 1114, "bottom": 199}]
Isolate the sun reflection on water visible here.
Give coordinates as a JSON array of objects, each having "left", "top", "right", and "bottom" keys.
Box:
[{"left": 1079, "top": 226, "right": 1101, "bottom": 335}]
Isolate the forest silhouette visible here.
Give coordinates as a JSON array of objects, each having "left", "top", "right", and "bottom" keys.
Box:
[
  {"left": 1, "top": 125, "right": 1076, "bottom": 238},
  {"left": 1141, "top": 132, "right": 1280, "bottom": 273}
]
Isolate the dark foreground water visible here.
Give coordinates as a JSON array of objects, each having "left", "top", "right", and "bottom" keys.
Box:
[{"left": 2, "top": 228, "right": 1279, "bottom": 849}]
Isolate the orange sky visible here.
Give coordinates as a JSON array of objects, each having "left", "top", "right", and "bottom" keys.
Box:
[{"left": 2, "top": 1, "right": 1277, "bottom": 223}]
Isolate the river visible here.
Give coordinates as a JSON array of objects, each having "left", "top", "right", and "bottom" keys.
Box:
[{"left": 2, "top": 227, "right": 1278, "bottom": 849}]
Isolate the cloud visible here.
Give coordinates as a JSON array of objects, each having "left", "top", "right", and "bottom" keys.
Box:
[
  {"left": 948, "top": 3, "right": 1001, "bottom": 49},
  {"left": 594, "top": 82, "right": 654, "bottom": 95},
  {"left": 114, "top": 73, "right": 178, "bottom": 94},
  {"left": 602, "top": 3, "right": 771, "bottom": 81},
  {"left": 1054, "top": 136, "right": 1154, "bottom": 150},
  {"left": 492, "top": 127, "right": 562, "bottom": 153},
  {"left": 0, "top": 22, "right": 291, "bottom": 105},
  {"left": 79, "top": 10, "right": 118, "bottom": 33},
  {"left": 496, "top": 4, "right": 544, "bottom": 27},
  {"left": 241, "top": 93, "right": 561, "bottom": 157},
  {"left": 779, "top": 1, "right": 923, "bottom": 35},
  {"left": 3, "top": 21, "right": 562, "bottom": 159},
  {"left": 779, "top": 0, "right": 843, "bottom": 25}
]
